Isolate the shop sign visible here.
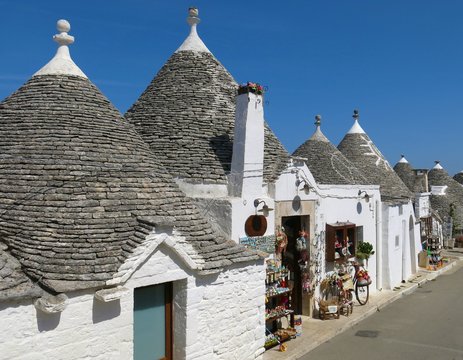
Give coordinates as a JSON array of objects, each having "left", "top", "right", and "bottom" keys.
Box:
[{"left": 239, "top": 235, "right": 275, "bottom": 253}]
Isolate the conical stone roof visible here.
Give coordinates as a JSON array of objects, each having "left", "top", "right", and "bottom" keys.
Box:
[
  {"left": 337, "top": 111, "right": 412, "bottom": 201},
  {"left": 0, "top": 21, "right": 259, "bottom": 294},
  {"left": 428, "top": 162, "right": 463, "bottom": 228},
  {"left": 292, "top": 116, "right": 367, "bottom": 185},
  {"left": 392, "top": 155, "right": 429, "bottom": 193},
  {"left": 453, "top": 171, "right": 463, "bottom": 186},
  {"left": 125, "top": 8, "right": 288, "bottom": 185}
]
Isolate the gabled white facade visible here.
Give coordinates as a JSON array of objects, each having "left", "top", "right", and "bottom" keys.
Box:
[{"left": 0, "top": 233, "right": 266, "bottom": 360}]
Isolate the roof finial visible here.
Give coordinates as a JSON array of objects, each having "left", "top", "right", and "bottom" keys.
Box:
[
  {"left": 54, "top": 20, "right": 74, "bottom": 47},
  {"left": 34, "top": 19, "right": 87, "bottom": 78},
  {"left": 433, "top": 160, "right": 443, "bottom": 170},
  {"left": 346, "top": 108, "right": 365, "bottom": 134},
  {"left": 187, "top": 7, "right": 200, "bottom": 26},
  {"left": 398, "top": 154, "right": 408, "bottom": 163},
  {"left": 176, "top": 7, "right": 210, "bottom": 53},
  {"left": 315, "top": 114, "right": 321, "bottom": 127}
]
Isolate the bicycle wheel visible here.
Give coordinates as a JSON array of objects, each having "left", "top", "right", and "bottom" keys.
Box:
[{"left": 355, "top": 283, "right": 369, "bottom": 305}]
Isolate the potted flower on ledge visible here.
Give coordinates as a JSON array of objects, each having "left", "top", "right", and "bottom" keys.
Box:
[
  {"left": 238, "top": 82, "right": 264, "bottom": 95},
  {"left": 356, "top": 242, "right": 375, "bottom": 267}
]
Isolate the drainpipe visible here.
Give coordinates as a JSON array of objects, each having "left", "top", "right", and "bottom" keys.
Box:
[{"left": 376, "top": 199, "right": 382, "bottom": 290}]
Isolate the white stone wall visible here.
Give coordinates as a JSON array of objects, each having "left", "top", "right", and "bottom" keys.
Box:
[
  {"left": 316, "top": 185, "right": 380, "bottom": 293},
  {"left": 381, "top": 202, "right": 421, "bottom": 289},
  {"left": 0, "top": 244, "right": 265, "bottom": 360}
]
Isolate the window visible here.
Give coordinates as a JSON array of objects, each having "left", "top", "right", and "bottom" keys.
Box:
[
  {"left": 325, "top": 222, "right": 356, "bottom": 262},
  {"left": 356, "top": 226, "right": 364, "bottom": 244}
]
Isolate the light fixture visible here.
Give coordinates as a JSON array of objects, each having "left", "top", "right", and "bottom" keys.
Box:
[
  {"left": 358, "top": 190, "right": 371, "bottom": 203},
  {"left": 253, "top": 199, "right": 274, "bottom": 217},
  {"left": 296, "top": 179, "right": 311, "bottom": 195}
]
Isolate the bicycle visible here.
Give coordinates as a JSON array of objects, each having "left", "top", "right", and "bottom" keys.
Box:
[{"left": 345, "top": 261, "right": 371, "bottom": 305}]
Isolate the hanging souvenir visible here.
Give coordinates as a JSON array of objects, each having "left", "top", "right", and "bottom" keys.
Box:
[{"left": 275, "top": 226, "right": 288, "bottom": 255}]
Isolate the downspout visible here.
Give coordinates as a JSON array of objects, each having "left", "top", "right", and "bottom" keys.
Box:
[{"left": 375, "top": 199, "right": 382, "bottom": 290}]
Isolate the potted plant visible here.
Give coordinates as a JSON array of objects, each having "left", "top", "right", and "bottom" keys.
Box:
[{"left": 356, "top": 242, "right": 375, "bottom": 267}]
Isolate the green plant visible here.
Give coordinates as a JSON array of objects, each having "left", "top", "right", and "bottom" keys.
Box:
[{"left": 356, "top": 242, "right": 375, "bottom": 260}]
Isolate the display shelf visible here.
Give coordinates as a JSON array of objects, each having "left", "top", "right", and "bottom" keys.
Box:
[
  {"left": 266, "top": 289, "right": 291, "bottom": 299},
  {"left": 265, "top": 309, "right": 294, "bottom": 323}
]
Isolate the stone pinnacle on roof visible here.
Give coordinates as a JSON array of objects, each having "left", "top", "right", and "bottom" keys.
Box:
[
  {"left": 347, "top": 109, "right": 366, "bottom": 134},
  {"left": 34, "top": 19, "right": 87, "bottom": 78},
  {"left": 175, "top": 7, "right": 211, "bottom": 53},
  {"left": 292, "top": 114, "right": 367, "bottom": 185},
  {"left": 310, "top": 114, "right": 329, "bottom": 142},
  {"left": 398, "top": 154, "right": 408, "bottom": 163},
  {"left": 433, "top": 160, "right": 443, "bottom": 170},
  {"left": 338, "top": 109, "right": 412, "bottom": 200}
]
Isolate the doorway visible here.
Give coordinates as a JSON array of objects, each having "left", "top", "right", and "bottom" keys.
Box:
[
  {"left": 134, "top": 282, "right": 173, "bottom": 360},
  {"left": 281, "top": 215, "right": 310, "bottom": 315}
]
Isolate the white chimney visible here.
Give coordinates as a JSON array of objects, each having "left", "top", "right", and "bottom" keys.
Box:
[{"left": 229, "top": 89, "right": 265, "bottom": 198}]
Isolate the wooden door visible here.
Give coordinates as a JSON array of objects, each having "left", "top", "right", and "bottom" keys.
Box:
[{"left": 134, "top": 283, "right": 172, "bottom": 360}]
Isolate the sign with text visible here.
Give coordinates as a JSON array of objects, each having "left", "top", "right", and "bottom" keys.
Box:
[{"left": 239, "top": 235, "right": 275, "bottom": 253}]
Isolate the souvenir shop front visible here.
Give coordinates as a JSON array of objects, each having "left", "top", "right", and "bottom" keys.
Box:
[{"left": 263, "top": 200, "right": 316, "bottom": 350}]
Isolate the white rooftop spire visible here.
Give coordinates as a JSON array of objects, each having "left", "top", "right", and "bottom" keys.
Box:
[
  {"left": 34, "top": 19, "right": 87, "bottom": 78},
  {"left": 398, "top": 154, "right": 408, "bottom": 163},
  {"left": 433, "top": 160, "right": 443, "bottom": 170},
  {"left": 347, "top": 109, "right": 366, "bottom": 134},
  {"left": 310, "top": 115, "right": 329, "bottom": 142},
  {"left": 175, "top": 7, "right": 211, "bottom": 53}
]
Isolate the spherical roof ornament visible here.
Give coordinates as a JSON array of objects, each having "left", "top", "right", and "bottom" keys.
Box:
[
  {"left": 187, "top": 7, "right": 200, "bottom": 26},
  {"left": 176, "top": 7, "right": 210, "bottom": 53},
  {"left": 353, "top": 109, "right": 359, "bottom": 120},
  {"left": 315, "top": 114, "right": 322, "bottom": 127},
  {"left": 34, "top": 19, "right": 87, "bottom": 78}
]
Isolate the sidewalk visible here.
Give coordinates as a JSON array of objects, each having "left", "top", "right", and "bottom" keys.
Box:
[{"left": 263, "top": 253, "right": 462, "bottom": 360}]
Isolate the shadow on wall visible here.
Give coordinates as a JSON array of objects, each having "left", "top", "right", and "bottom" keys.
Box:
[
  {"left": 209, "top": 134, "right": 232, "bottom": 172},
  {"left": 92, "top": 299, "right": 121, "bottom": 324},
  {"left": 36, "top": 309, "right": 61, "bottom": 332}
]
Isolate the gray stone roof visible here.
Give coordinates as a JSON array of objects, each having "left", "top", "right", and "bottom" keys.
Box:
[
  {"left": 0, "top": 74, "right": 260, "bottom": 295},
  {"left": 124, "top": 50, "right": 289, "bottom": 185},
  {"left": 428, "top": 166, "right": 463, "bottom": 229},
  {"left": 0, "top": 245, "right": 42, "bottom": 301},
  {"left": 292, "top": 123, "right": 367, "bottom": 185},
  {"left": 453, "top": 172, "right": 463, "bottom": 186},
  {"left": 338, "top": 124, "right": 412, "bottom": 201},
  {"left": 393, "top": 158, "right": 429, "bottom": 194}
]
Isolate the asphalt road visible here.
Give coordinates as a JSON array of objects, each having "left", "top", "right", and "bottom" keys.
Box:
[{"left": 300, "top": 263, "right": 463, "bottom": 360}]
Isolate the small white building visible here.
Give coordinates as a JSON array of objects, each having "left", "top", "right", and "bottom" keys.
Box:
[
  {"left": 0, "top": 19, "right": 266, "bottom": 360},
  {"left": 338, "top": 111, "right": 422, "bottom": 289}
]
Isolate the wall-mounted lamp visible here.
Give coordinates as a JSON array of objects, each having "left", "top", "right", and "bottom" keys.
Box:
[
  {"left": 254, "top": 199, "right": 274, "bottom": 217},
  {"left": 358, "top": 190, "right": 371, "bottom": 203},
  {"left": 296, "top": 179, "right": 311, "bottom": 195}
]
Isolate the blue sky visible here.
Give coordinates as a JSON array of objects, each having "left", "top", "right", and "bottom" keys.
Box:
[{"left": 0, "top": 1, "right": 461, "bottom": 175}]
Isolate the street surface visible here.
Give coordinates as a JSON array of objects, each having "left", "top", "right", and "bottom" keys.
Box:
[{"left": 300, "top": 263, "right": 463, "bottom": 360}]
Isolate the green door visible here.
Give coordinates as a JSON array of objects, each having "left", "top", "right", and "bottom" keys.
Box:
[{"left": 134, "top": 283, "right": 171, "bottom": 360}]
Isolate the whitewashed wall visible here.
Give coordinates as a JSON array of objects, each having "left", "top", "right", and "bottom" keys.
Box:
[
  {"left": 0, "top": 244, "right": 265, "bottom": 360},
  {"left": 381, "top": 201, "right": 421, "bottom": 289},
  {"left": 316, "top": 185, "right": 380, "bottom": 293}
]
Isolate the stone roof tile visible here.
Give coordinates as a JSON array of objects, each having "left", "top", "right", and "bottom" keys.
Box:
[
  {"left": 0, "top": 74, "right": 259, "bottom": 294},
  {"left": 338, "top": 119, "right": 412, "bottom": 201}
]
